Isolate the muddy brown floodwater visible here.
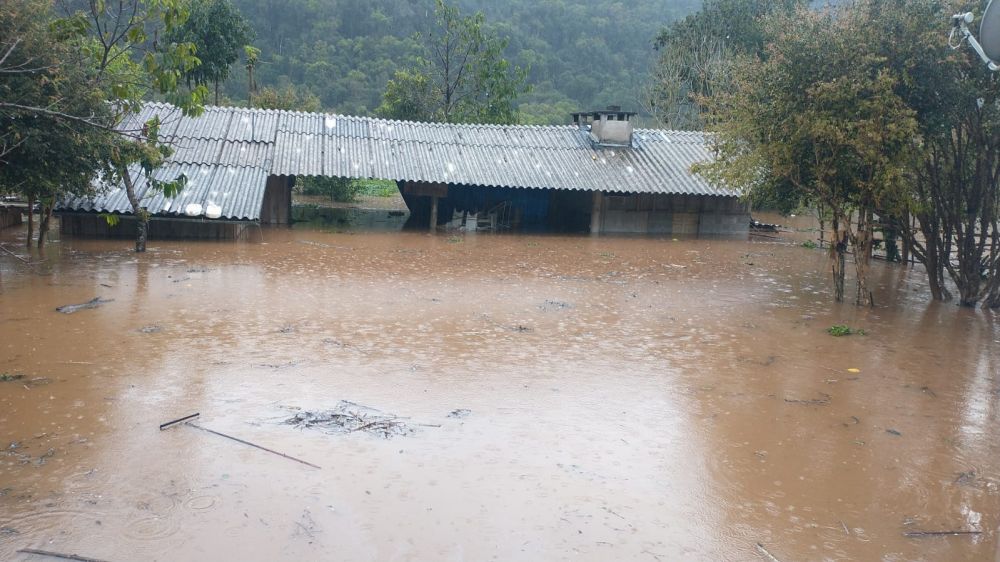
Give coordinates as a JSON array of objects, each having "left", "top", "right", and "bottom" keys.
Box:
[{"left": 0, "top": 218, "right": 998, "bottom": 562}]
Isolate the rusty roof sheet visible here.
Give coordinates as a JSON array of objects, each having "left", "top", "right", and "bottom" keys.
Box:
[{"left": 59, "top": 103, "right": 735, "bottom": 221}]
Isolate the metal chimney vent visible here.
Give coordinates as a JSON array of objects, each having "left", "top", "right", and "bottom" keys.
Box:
[{"left": 571, "top": 106, "right": 637, "bottom": 148}]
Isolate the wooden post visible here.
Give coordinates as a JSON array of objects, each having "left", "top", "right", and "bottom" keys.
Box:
[
  {"left": 430, "top": 196, "right": 439, "bottom": 232},
  {"left": 590, "top": 192, "right": 603, "bottom": 235}
]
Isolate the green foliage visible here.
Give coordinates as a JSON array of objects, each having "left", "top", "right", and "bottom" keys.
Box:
[
  {"left": 0, "top": 0, "right": 114, "bottom": 243},
  {"left": 0, "top": 373, "right": 25, "bottom": 382},
  {"left": 376, "top": 0, "right": 530, "bottom": 124},
  {"left": 165, "top": 0, "right": 254, "bottom": 103},
  {"left": 863, "top": 0, "right": 1000, "bottom": 307},
  {"left": 696, "top": 2, "right": 918, "bottom": 304},
  {"left": 376, "top": 69, "right": 436, "bottom": 121},
  {"left": 252, "top": 85, "right": 321, "bottom": 112},
  {"left": 66, "top": 0, "right": 209, "bottom": 251},
  {"left": 654, "top": 0, "right": 805, "bottom": 54},
  {"left": 827, "top": 325, "right": 865, "bottom": 337},
  {"left": 802, "top": 240, "right": 817, "bottom": 250},
  {"left": 643, "top": 0, "right": 806, "bottom": 129},
  {"left": 226, "top": 0, "right": 702, "bottom": 122},
  {"left": 357, "top": 180, "right": 398, "bottom": 198},
  {"left": 297, "top": 177, "right": 362, "bottom": 202},
  {"left": 297, "top": 178, "right": 397, "bottom": 201}
]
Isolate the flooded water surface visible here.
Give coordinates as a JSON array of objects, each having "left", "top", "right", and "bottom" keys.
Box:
[{"left": 1, "top": 222, "right": 998, "bottom": 561}]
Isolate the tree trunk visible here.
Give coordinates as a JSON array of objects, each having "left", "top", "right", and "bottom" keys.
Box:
[
  {"left": 853, "top": 207, "right": 875, "bottom": 307},
  {"left": 215, "top": 81, "right": 220, "bottom": 105},
  {"left": 900, "top": 212, "right": 912, "bottom": 266},
  {"left": 985, "top": 228, "right": 1000, "bottom": 308},
  {"left": 122, "top": 169, "right": 147, "bottom": 253},
  {"left": 36, "top": 200, "right": 55, "bottom": 249},
  {"left": 136, "top": 216, "right": 148, "bottom": 252},
  {"left": 830, "top": 217, "right": 847, "bottom": 303},
  {"left": 925, "top": 243, "right": 949, "bottom": 302},
  {"left": 25, "top": 194, "right": 35, "bottom": 248}
]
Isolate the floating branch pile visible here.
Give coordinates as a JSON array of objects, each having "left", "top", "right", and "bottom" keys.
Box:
[{"left": 284, "top": 401, "right": 415, "bottom": 439}]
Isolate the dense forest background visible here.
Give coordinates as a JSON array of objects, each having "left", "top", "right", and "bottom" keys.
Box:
[{"left": 224, "top": 0, "right": 702, "bottom": 124}]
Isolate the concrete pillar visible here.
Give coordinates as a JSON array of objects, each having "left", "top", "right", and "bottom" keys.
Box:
[
  {"left": 430, "top": 196, "right": 439, "bottom": 232},
  {"left": 590, "top": 192, "right": 603, "bottom": 235}
]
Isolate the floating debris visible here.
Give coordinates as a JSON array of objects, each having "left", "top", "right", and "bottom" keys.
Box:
[
  {"left": 447, "top": 409, "right": 472, "bottom": 419},
  {"left": 138, "top": 326, "right": 163, "bottom": 334},
  {"left": 955, "top": 469, "right": 978, "bottom": 486},
  {"left": 539, "top": 300, "right": 573, "bottom": 311},
  {"left": 1, "top": 374, "right": 51, "bottom": 388},
  {"left": 755, "top": 542, "right": 784, "bottom": 562},
  {"left": 284, "top": 401, "right": 415, "bottom": 439},
  {"left": 160, "top": 413, "right": 320, "bottom": 469},
  {"left": 254, "top": 361, "right": 299, "bottom": 370},
  {"left": 784, "top": 393, "right": 832, "bottom": 406},
  {"left": 17, "top": 548, "right": 116, "bottom": 562},
  {"left": 903, "top": 530, "right": 982, "bottom": 538},
  {"left": 56, "top": 297, "right": 113, "bottom": 314},
  {"left": 35, "top": 448, "right": 55, "bottom": 466}
]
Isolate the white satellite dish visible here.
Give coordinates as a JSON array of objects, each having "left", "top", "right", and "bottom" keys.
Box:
[
  {"left": 952, "top": 3, "right": 1000, "bottom": 71},
  {"left": 981, "top": 0, "right": 1000, "bottom": 61}
]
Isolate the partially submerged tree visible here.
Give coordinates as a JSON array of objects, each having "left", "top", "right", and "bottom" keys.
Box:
[
  {"left": 166, "top": 0, "right": 254, "bottom": 104},
  {"left": 0, "top": 0, "right": 114, "bottom": 248},
  {"left": 376, "top": 0, "right": 529, "bottom": 124},
  {"left": 58, "top": 0, "right": 209, "bottom": 252},
  {"left": 865, "top": 0, "right": 1000, "bottom": 308},
  {"left": 697, "top": 4, "right": 917, "bottom": 306}
]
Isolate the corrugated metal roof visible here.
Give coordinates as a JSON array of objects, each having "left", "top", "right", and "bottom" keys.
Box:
[
  {"left": 59, "top": 102, "right": 735, "bottom": 220},
  {"left": 60, "top": 164, "right": 267, "bottom": 221}
]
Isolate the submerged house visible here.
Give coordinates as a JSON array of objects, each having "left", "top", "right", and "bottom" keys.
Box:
[{"left": 57, "top": 103, "right": 748, "bottom": 239}]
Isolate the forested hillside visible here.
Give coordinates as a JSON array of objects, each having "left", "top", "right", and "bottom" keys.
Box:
[{"left": 226, "top": 0, "right": 702, "bottom": 123}]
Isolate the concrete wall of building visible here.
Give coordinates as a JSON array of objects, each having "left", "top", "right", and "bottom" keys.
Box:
[
  {"left": 0, "top": 205, "right": 25, "bottom": 230},
  {"left": 60, "top": 214, "right": 254, "bottom": 240},
  {"left": 594, "top": 194, "right": 748, "bottom": 236},
  {"left": 260, "top": 175, "right": 294, "bottom": 225}
]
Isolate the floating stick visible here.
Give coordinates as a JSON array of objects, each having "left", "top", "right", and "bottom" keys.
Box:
[
  {"left": 0, "top": 244, "right": 30, "bottom": 263},
  {"left": 18, "top": 548, "right": 113, "bottom": 562},
  {"left": 904, "top": 530, "right": 982, "bottom": 538},
  {"left": 160, "top": 414, "right": 320, "bottom": 469},
  {"left": 159, "top": 412, "right": 201, "bottom": 430},
  {"left": 755, "top": 543, "right": 783, "bottom": 562}
]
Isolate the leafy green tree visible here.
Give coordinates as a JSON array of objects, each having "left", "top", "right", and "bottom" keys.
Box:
[
  {"left": 252, "top": 85, "right": 321, "bottom": 112},
  {"left": 376, "top": 0, "right": 529, "bottom": 124},
  {"left": 643, "top": 0, "right": 806, "bottom": 130},
  {"left": 166, "top": 0, "right": 255, "bottom": 104},
  {"left": 0, "top": 0, "right": 115, "bottom": 248},
  {"left": 697, "top": 4, "right": 917, "bottom": 306},
  {"left": 376, "top": 69, "right": 435, "bottom": 121},
  {"left": 225, "top": 0, "right": 704, "bottom": 122},
  {"left": 297, "top": 177, "right": 361, "bottom": 202},
  {"left": 59, "top": 0, "right": 209, "bottom": 252},
  {"left": 864, "top": 0, "right": 1000, "bottom": 308}
]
